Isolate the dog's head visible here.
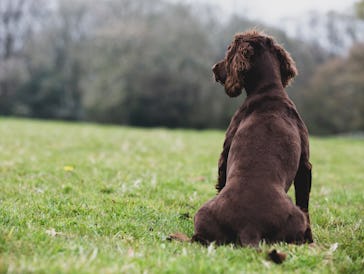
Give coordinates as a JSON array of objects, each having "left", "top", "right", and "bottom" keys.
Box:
[{"left": 212, "top": 30, "right": 298, "bottom": 97}]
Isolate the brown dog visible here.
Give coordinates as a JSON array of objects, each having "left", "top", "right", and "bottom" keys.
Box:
[{"left": 192, "top": 30, "right": 313, "bottom": 246}]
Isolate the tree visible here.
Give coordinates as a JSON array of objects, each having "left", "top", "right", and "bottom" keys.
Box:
[
  {"left": 81, "top": 1, "right": 227, "bottom": 128},
  {"left": 2, "top": 0, "right": 353, "bottom": 132},
  {"left": 0, "top": 0, "right": 44, "bottom": 114},
  {"left": 297, "top": 1, "right": 364, "bottom": 135},
  {"left": 301, "top": 44, "right": 364, "bottom": 134},
  {"left": 356, "top": 0, "right": 364, "bottom": 19},
  {"left": 14, "top": 0, "right": 90, "bottom": 119}
]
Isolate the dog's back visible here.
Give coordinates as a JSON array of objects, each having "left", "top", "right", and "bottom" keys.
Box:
[
  {"left": 194, "top": 91, "right": 307, "bottom": 246},
  {"left": 227, "top": 91, "right": 302, "bottom": 191}
]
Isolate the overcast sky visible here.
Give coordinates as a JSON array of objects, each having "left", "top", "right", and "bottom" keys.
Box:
[{"left": 172, "top": 0, "right": 358, "bottom": 24}]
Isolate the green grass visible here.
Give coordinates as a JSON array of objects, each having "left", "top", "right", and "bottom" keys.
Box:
[{"left": 0, "top": 118, "right": 363, "bottom": 274}]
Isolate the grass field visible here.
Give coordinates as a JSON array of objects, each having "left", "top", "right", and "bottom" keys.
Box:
[{"left": 0, "top": 118, "right": 363, "bottom": 273}]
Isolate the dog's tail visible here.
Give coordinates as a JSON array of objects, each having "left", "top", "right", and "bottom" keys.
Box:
[{"left": 167, "top": 233, "right": 191, "bottom": 242}]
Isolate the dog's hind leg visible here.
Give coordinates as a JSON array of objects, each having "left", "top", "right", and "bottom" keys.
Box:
[{"left": 193, "top": 202, "right": 232, "bottom": 245}]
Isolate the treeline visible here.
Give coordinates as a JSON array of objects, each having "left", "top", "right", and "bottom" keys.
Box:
[{"left": 0, "top": 0, "right": 363, "bottom": 134}]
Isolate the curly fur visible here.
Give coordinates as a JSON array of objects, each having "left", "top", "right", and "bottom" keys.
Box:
[{"left": 218, "top": 30, "right": 297, "bottom": 98}]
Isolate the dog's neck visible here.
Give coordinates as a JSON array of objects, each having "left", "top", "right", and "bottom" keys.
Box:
[{"left": 244, "top": 51, "right": 284, "bottom": 97}]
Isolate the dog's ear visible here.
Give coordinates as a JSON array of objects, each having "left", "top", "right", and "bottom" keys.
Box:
[
  {"left": 224, "top": 41, "right": 254, "bottom": 97},
  {"left": 270, "top": 40, "right": 298, "bottom": 87}
]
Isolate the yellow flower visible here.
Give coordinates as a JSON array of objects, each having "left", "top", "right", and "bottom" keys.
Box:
[{"left": 63, "top": 165, "right": 74, "bottom": 172}]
